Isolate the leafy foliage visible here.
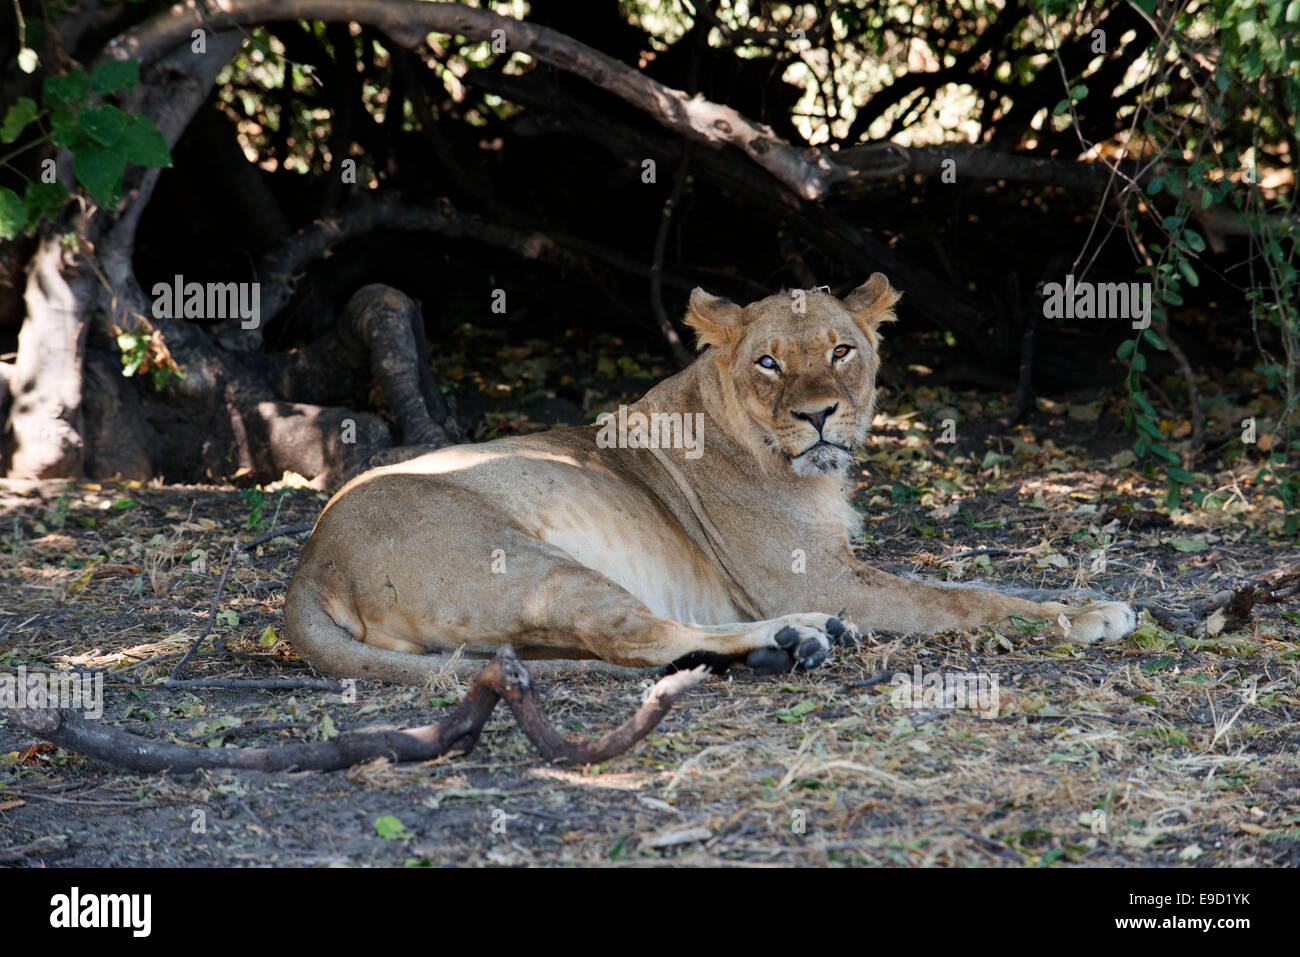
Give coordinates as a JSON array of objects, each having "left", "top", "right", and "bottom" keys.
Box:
[{"left": 0, "top": 59, "right": 170, "bottom": 239}]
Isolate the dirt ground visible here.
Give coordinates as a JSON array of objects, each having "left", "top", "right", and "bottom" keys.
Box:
[{"left": 1, "top": 374, "right": 1297, "bottom": 868}]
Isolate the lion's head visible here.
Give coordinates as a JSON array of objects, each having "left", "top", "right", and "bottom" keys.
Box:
[{"left": 684, "top": 275, "right": 900, "bottom": 476}]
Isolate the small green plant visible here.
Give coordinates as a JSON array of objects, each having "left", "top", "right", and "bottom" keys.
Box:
[
  {"left": 240, "top": 488, "right": 269, "bottom": 530},
  {"left": 239, "top": 487, "right": 290, "bottom": 531},
  {"left": 115, "top": 324, "right": 183, "bottom": 390}
]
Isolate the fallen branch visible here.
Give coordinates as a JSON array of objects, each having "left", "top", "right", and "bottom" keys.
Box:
[
  {"left": 1221, "top": 562, "right": 1300, "bottom": 621},
  {"left": 1, "top": 646, "right": 708, "bottom": 773},
  {"left": 0, "top": 834, "right": 69, "bottom": 864},
  {"left": 495, "top": 651, "right": 707, "bottom": 764},
  {"left": 1138, "top": 562, "right": 1300, "bottom": 638}
]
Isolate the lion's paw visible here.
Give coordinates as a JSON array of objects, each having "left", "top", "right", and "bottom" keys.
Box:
[
  {"left": 745, "top": 614, "right": 864, "bottom": 674},
  {"left": 1055, "top": 601, "right": 1137, "bottom": 644},
  {"left": 746, "top": 619, "right": 841, "bottom": 674},
  {"left": 776, "top": 624, "right": 831, "bottom": 668}
]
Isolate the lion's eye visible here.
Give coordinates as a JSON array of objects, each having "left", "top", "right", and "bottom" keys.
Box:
[
  {"left": 832, "top": 344, "right": 853, "bottom": 361},
  {"left": 756, "top": 355, "right": 779, "bottom": 370}
]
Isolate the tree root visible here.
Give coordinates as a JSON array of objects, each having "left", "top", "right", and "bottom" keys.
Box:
[{"left": 1, "top": 646, "right": 708, "bottom": 774}]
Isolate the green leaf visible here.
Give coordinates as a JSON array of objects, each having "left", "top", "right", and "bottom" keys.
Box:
[
  {"left": 76, "top": 105, "right": 126, "bottom": 147},
  {"left": 74, "top": 143, "right": 127, "bottom": 207},
  {"left": 1177, "top": 259, "right": 1199, "bottom": 287},
  {"left": 1131, "top": 352, "right": 1147, "bottom": 373},
  {"left": 43, "top": 70, "right": 91, "bottom": 110},
  {"left": 1184, "top": 230, "right": 1206, "bottom": 253},
  {"left": 150, "top": 364, "right": 182, "bottom": 389},
  {"left": 1, "top": 97, "right": 39, "bottom": 143},
  {"left": 1166, "top": 467, "right": 1196, "bottom": 483},
  {"left": 0, "top": 187, "right": 29, "bottom": 240},
  {"left": 1150, "top": 443, "right": 1180, "bottom": 464},
  {"left": 775, "top": 698, "right": 821, "bottom": 722},
  {"left": 23, "top": 179, "right": 68, "bottom": 224},
  {"left": 1168, "top": 536, "right": 1208, "bottom": 553},
  {"left": 1116, "top": 338, "right": 1136, "bottom": 359},
  {"left": 1052, "top": 98, "right": 1070, "bottom": 116},
  {"left": 1146, "top": 176, "right": 1164, "bottom": 196},
  {"left": 1143, "top": 655, "right": 1173, "bottom": 674},
  {"left": 120, "top": 113, "right": 172, "bottom": 168},
  {"left": 374, "top": 816, "right": 414, "bottom": 840},
  {"left": 1142, "top": 328, "right": 1167, "bottom": 351},
  {"left": 48, "top": 104, "right": 77, "bottom": 135},
  {"left": 1068, "top": 84, "right": 1089, "bottom": 101},
  {"left": 259, "top": 624, "right": 278, "bottom": 647},
  {"left": 90, "top": 58, "right": 140, "bottom": 95}
]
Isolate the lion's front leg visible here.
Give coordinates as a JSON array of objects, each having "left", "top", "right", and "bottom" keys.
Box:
[{"left": 806, "top": 553, "right": 1136, "bottom": 643}]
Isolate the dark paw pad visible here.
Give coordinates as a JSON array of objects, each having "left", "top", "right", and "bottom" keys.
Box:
[
  {"left": 824, "top": 617, "right": 863, "bottom": 646},
  {"left": 666, "top": 650, "right": 734, "bottom": 675},
  {"left": 774, "top": 626, "right": 803, "bottom": 650},
  {"left": 794, "top": 635, "right": 830, "bottom": 669},
  {"left": 746, "top": 647, "right": 794, "bottom": 674}
]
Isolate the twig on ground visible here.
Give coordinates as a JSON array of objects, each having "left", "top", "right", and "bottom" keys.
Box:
[
  {"left": 842, "top": 669, "right": 896, "bottom": 691},
  {"left": 166, "top": 522, "right": 313, "bottom": 688},
  {"left": 992, "top": 712, "right": 1152, "bottom": 727},
  {"left": 945, "top": 822, "right": 1022, "bottom": 862},
  {"left": 940, "top": 546, "right": 1036, "bottom": 563}
]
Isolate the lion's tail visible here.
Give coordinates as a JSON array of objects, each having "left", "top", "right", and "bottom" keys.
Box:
[{"left": 282, "top": 579, "right": 650, "bottom": 684}]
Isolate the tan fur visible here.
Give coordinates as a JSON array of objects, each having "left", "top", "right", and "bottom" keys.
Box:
[{"left": 284, "top": 276, "right": 1135, "bottom": 683}]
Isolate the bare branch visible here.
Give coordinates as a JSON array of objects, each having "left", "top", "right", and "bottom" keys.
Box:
[
  {"left": 2, "top": 646, "right": 708, "bottom": 773},
  {"left": 106, "top": 0, "right": 851, "bottom": 200}
]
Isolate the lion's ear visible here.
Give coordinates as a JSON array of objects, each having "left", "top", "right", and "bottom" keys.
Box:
[
  {"left": 842, "top": 273, "right": 901, "bottom": 337},
  {"left": 684, "top": 288, "right": 745, "bottom": 352}
]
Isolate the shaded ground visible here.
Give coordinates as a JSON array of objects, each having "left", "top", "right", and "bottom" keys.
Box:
[{"left": 1, "top": 366, "right": 1297, "bottom": 867}]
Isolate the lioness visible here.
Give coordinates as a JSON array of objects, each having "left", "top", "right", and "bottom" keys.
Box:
[{"left": 284, "top": 276, "right": 1135, "bottom": 682}]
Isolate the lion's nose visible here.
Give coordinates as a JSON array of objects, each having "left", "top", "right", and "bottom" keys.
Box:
[{"left": 792, "top": 403, "right": 838, "bottom": 433}]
